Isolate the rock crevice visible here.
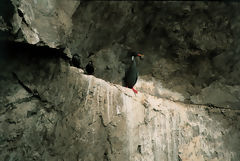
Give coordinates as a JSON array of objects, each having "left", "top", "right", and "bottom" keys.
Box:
[{"left": 1, "top": 1, "right": 240, "bottom": 161}]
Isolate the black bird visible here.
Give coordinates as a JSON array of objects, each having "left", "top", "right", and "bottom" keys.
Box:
[
  {"left": 124, "top": 52, "right": 144, "bottom": 94},
  {"left": 85, "top": 61, "right": 94, "bottom": 75},
  {"left": 72, "top": 54, "right": 81, "bottom": 68}
]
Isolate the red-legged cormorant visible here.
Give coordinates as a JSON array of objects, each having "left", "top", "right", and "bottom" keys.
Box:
[
  {"left": 124, "top": 52, "right": 144, "bottom": 94},
  {"left": 86, "top": 61, "right": 94, "bottom": 75},
  {"left": 72, "top": 54, "right": 81, "bottom": 68}
]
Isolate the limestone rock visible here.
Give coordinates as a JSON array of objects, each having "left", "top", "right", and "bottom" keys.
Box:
[
  {"left": 5, "top": 0, "right": 80, "bottom": 47},
  {"left": 1, "top": 1, "right": 240, "bottom": 108},
  {"left": 0, "top": 51, "right": 239, "bottom": 161},
  {"left": 190, "top": 82, "right": 240, "bottom": 109},
  {"left": 1, "top": 2, "right": 240, "bottom": 160}
]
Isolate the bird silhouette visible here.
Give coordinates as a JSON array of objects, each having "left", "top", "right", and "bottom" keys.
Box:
[
  {"left": 124, "top": 52, "right": 144, "bottom": 94},
  {"left": 85, "top": 61, "right": 94, "bottom": 75},
  {"left": 72, "top": 54, "right": 81, "bottom": 68}
]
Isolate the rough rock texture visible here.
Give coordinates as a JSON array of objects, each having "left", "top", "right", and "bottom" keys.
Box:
[
  {"left": 67, "top": 1, "right": 240, "bottom": 109},
  {"left": 1, "top": 1, "right": 240, "bottom": 161},
  {"left": 0, "top": 44, "right": 240, "bottom": 161},
  {"left": 0, "top": 0, "right": 79, "bottom": 47},
  {"left": 1, "top": 1, "right": 240, "bottom": 108}
]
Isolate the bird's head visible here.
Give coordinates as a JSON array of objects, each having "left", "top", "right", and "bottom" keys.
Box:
[
  {"left": 136, "top": 53, "right": 144, "bottom": 60},
  {"left": 131, "top": 52, "right": 144, "bottom": 60},
  {"left": 132, "top": 52, "right": 144, "bottom": 60}
]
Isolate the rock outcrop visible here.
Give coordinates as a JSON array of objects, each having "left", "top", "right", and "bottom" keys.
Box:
[
  {"left": 0, "top": 46, "right": 239, "bottom": 161},
  {"left": 1, "top": 1, "right": 240, "bottom": 161},
  {"left": 1, "top": 1, "right": 240, "bottom": 108}
]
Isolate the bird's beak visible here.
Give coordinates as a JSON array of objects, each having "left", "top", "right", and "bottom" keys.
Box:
[{"left": 137, "top": 53, "right": 144, "bottom": 59}]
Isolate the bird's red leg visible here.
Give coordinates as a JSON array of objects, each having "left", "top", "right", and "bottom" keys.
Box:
[{"left": 132, "top": 87, "right": 138, "bottom": 94}]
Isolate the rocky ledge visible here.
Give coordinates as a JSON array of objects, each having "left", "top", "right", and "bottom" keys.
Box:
[{"left": 0, "top": 51, "right": 239, "bottom": 161}]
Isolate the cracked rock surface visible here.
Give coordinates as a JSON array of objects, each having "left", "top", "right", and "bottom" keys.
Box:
[
  {"left": 67, "top": 1, "right": 240, "bottom": 109},
  {"left": 1, "top": 1, "right": 240, "bottom": 161},
  {"left": 1, "top": 1, "right": 240, "bottom": 108},
  {"left": 0, "top": 43, "right": 240, "bottom": 161}
]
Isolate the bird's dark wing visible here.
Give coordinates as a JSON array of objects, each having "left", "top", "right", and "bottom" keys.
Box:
[{"left": 133, "top": 71, "right": 138, "bottom": 86}]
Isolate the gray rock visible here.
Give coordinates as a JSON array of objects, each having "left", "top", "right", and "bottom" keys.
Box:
[
  {"left": 1, "top": 2, "right": 240, "bottom": 161},
  {"left": 2, "top": 1, "right": 240, "bottom": 108},
  {"left": 0, "top": 50, "right": 239, "bottom": 161}
]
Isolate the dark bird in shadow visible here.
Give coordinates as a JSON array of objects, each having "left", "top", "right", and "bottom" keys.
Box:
[
  {"left": 72, "top": 54, "right": 81, "bottom": 68},
  {"left": 124, "top": 52, "right": 144, "bottom": 94},
  {"left": 85, "top": 61, "right": 94, "bottom": 75}
]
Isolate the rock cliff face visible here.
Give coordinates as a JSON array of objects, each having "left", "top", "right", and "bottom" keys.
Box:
[
  {"left": 0, "top": 1, "right": 240, "bottom": 161},
  {"left": 0, "top": 47, "right": 240, "bottom": 161},
  {"left": 1, "top": 1, "right": 240, "bottom": 108}
]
